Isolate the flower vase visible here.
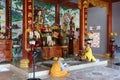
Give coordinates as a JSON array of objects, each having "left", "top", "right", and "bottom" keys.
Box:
[
  {"left": 29, "top": 40, "right": 36, "bottom": 45},
  {"left": 53, "top": 40, "right": 56, "bottom": 46},
  {"left": 43, "top": 41, "right": 46, "bottom": 46},
  {"left": 29, "top": 40, "right": 36, "bottom": 51},
  {"left": 52, "top": 38, "right": 56, "bottom": 46},
  {"left": 111, "top": 39, "right": 115, "bottom": 42}
]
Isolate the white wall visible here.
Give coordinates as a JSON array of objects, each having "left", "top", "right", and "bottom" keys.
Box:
[
  {"left": 112, "top": 2, "right": 120, "bottom": 46},
  {"left": 88, "top": 7, "right": 107, "bottom": 54},
  {"left": 87, "top": 2, "right": 120, "bottom": 54}
]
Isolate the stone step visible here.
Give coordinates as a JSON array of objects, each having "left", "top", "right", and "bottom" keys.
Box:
[
  {"left": 28, "top": 60, "right": 108, "bottom": 79},
  {"left": 0, "top": 60, "right": 108, "bottom": 79}
]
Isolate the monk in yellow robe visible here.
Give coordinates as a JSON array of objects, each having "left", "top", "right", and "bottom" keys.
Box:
[
  {"left": 82, "top": 42, "right": 96, "bottom": 62},
  {"left": 50, "top": 58, "right": 70, "bottom": 77}
]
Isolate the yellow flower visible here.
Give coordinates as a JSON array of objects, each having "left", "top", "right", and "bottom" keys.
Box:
[
  {"left": 110, "top": 32, "right": 117, "bottom": 37},
  {"left": 87, "top": 32, "right": 90, "bottom": 34},
  {"left": 114, "top": 32, "right": 117, "bottom": 36},
  {"left": 26, "top": 28, "right": 31, "bottom": 32},
  {"left": 52, "top": 31, "right": 59, "bottom": 39},
  {"left": 52, "top": 25, "right": 59, "bottom": 30},
  {"left": 110, "top": 32, "right": 113, "bottom": 36},
  {"left": 53, "top": 57, "right": 58, "bottom": 61},
  {"left": 0, "top": 29, "right": 5, "bottom": 33}
]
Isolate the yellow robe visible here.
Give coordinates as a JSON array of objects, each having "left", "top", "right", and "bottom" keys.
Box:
[
  {"left": 82, "top": 47, "right": 96, "bottom": 62},
  {"left": 50, "top": 61, "right": 70, "bottom": 77}
]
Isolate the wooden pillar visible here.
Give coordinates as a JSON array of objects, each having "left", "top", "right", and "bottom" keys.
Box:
[
  {"left": 106, "top": 0, "right": 112, "bottom": 57},
  {"left": 79, "top": 0, "right": 88, "bottom": 52},
  {"left": 6, "top": 0, "right": 12, "bottom": 39},
  {"left": 79, "top": 6, "right": 84, "bottom": 51},
  {"left": 22, "top": 0, "right": 28, "bottom": 59},
  {"left": 20, "top": 0, "right": 34, "bottom": 68},
  {"left": 55, "top": 1, "right": 60, "bottom": 24}
]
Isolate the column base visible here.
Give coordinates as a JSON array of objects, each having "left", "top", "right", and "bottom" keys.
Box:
[
  {"left": 20, "top": 59, "right": 29, "bottom": 68},
  {"left": 105, "top": 53, "right": 110, "bottom": 59}
]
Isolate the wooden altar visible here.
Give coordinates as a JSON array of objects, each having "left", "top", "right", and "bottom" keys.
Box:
[
  {"left": 0, "top": 40, "right": 12, "bottom": 61},
  {"left": 0, "top": 0, "right": 12, "bottom": 62},
  {"left": 43, "top": 46, "right": 68, "bottom": 59}
]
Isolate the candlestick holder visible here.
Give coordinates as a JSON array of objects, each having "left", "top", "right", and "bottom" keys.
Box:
[{"left": 27, "top": 50, "right": 41, "bottom": 80}]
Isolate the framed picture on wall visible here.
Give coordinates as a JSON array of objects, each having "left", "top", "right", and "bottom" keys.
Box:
[
  {"left": 60, "top": 6, "right": 80, "bottom": 30},
  {"left": 34, "top": 0, "right": 55, "bottom": 26},
  {"left": 12, "top": 0, "right": 23, "bottom": 57},
  {"left": 91, "top": 32, "right": 100, "bottom": 48}
]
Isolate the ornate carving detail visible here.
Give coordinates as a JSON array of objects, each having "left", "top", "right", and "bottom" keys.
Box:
[
  {"left": 78, "top": 0, "right": 109, "bottom": 14},
  {"left": 88, "top": 0, "right": 109, "bottom": 14},
  {"left": 78, "top": 0, "right": 89, "bottom": 9},
  {"left": 83, "top": 0, "right": 89, "bottom": 8},
  {"left": 78, "top": 0, "right": 82, "bottom": 9},
  {"left": 88, "top": 0, "right": 107, "bottom": 7}
]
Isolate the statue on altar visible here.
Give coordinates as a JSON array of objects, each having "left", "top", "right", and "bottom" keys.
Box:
[
  {"left": 34, "top": 9, "right": 44, "bottom": 27},
  {"left": 50, "top": 57, "right": 70, "bottom": 77},
  {"left": 68, "top": 16, "right": 75, "bottom": 55},
  {"left": 70, "top": 17, "right": 75, "bottom": 31}
]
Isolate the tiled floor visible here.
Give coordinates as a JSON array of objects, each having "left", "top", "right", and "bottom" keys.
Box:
[
  {"left": 42, "top": 54, "right": 120, "bottom": 80},
  {"left": 0, "top": 54, "right": 120, "bottom": 80}
]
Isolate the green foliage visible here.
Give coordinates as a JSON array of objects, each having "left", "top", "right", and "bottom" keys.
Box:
[
  {"left": 12, "top": 10, "right": 22, "bottom": 22},
  {"left": 12, "top": 0, "right": 23, "bottom": 22},
  {"left": 12, "top": 24, "right": 20, "bottom": 29},
  {"left": 61, "top": 6, "right": 78, "bottom": 10},
  {"left": 12, "top": 0, "right": 23, "bottom": 11},
  {"left": 34, "top": 0, "right": 54, "bottom": 8},
  {"left": 0, "top": 4, "right": 5, "bottom": 9},
  {"left": 14, "top": 0, "right": 22, "bottom": 7},
  {"left": 60, "top": 5, "right": 80, "bottom": 28}
]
